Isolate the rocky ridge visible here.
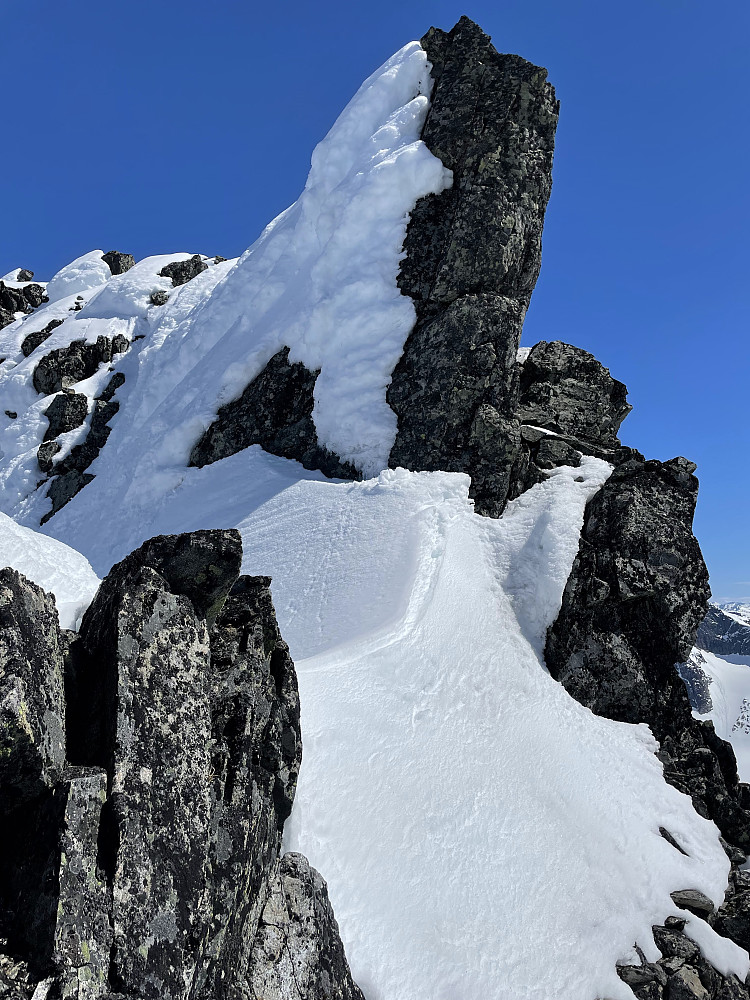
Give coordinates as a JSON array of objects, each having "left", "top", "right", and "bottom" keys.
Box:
[
  {"left": 0, "top": 531, "right": 360, "bottom": 1000},
  {"left": 1, "top": 15, "right": 749, "bottom": 1000}
]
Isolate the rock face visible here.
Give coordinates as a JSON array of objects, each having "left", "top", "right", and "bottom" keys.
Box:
[
  {"left": 0, "top": 531, "right": 361, "bottom": 1000},
  {"left": 189, "top": 347, "right": 358, "bottom": 479},
  {"left": 249, "top": 854, "right": 364, "bottom": 1000},
  {"left": 101, "top": 251, "right": 136, "bottom": 276},
  {"left": 190, "top": 17, "right": 559, "bottom": 515},
  {"left": 388, "top": 17, "right": 558, "bottom": 515},
  {"left": 33, "top": 335, "right": 129, "bottom": 395},
  {"left": 38, "top": 372, "right": 126, "bottom": 522},
  {"left": 0, "top": 279, "right": 47, "bottom": 330}
]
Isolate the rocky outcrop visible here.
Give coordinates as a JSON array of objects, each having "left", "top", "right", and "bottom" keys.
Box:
[
  {"left": 190, "top": 18, "right": 558, "bottom": 513},
  {"left": 39, "top": 372, "right": 125, "bottom": 522},
  {"left": 0, "top": 530, "right": 359, "bottom": 1000},
  {"left": 544, "top": 452, "right": 750, "bottom": 996},
  {"left": 189, "top": 347, "right": 358, "bottom": 479},
  {"left": 249, "top": 854, "right": 363, "bottom": 1000},
  {"left": 33, "top": 335, "right": 129, "bottom": 395},
  {"left": 102, "top": 251, "right": 135, "bottom": 276},
  {"left": 159, "top": 254, "right": 208, "bottom": 287},
  {"left": 508, "top": 340, "right": 637, "bottom": 499},
  {"left": 0, "top": 280, "right": 47, "bottom": 330},
  {"left": 21, "top": 318, "right": 64, "bottom": 358},
  {"left": 388, "top": 17, "right": 558, "bottom": 515}
]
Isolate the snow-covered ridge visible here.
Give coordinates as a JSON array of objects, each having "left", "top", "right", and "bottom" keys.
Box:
[{"left": 0, "top": 23, "right": 746, "bottom": 1000}]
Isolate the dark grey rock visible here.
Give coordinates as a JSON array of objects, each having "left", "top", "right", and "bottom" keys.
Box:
[
  {"left": 670, "top": 890, "right": 715, "bottom": 917},
  {"left": 33, "top": 335, "right": 129, "bottom": 395},
  {"left": 159, "top": 254, "right": 208, "bottom": 287},
  {"left": 4, "top": 412, "right": 16, "bottom": 420},
  {"left": 619, "top": 963, "right": 668, "bottom": 988},
  {"left": 389, "top": 18, "right": 558, "bottom": 516},
  {"left": 545, "top": 455, "right": 750, "bottom": 849},
  {"left": 39, "top": 372, "right": 125, "bottom": 521},
  {"left": 653, "top": 925, "right": 700, "bottom": 962},
  {"left": 16, "top": 270, "right": 34, "bottom": 282},
  {"left": 149, "top": 289, "right": 170, "bottom": 306},
  {"left": 102, "top": 251, "right": 136, "bottom": 276},
  {"left": 22, "top": 285, "right": 46, "bottom": 310},
  {"left": 42, "top": 391, "right": 88, "bottom": 441},
  {"left": 388, "top": 293, "right": 524, "bottom": 516},
  {"left": 190, "top": 347, "right": 359, "bottom": 479},
  {"left": 667, "top": 966, "right": 709, "bottom": 1000},
  {"left": 714, "top": 888, "right": 750, "bottom": 952},
  {"left": 37, "top": 439, "right": 61, "bottom": 474},
  {"left": 21, "top": 319, "right": 64, "bottom": 358},
  {"left": 41, "top": 471, "right": 95, "bottom": 523},
  {"left": 0, "top": 569, "right": 66, "bottom": 970},
  {"left": 249, "top": 853, "right": 364, "bottom": 1000},
  {"left": 518, "top": 340, "right": 631, "bottom": 448}
]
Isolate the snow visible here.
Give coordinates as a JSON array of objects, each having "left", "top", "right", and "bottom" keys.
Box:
[
  {"left": 0, "top": 34, "right": 744, "bottom": 1000},
  {"left": 31, "top": 447, "right": 743, "bottom": 999},
  {"left": 0, "top": 510, "right": 99, "bottom": 629},
  {"left": 690, "top": 648, "right": 750, "bottom": 782},
  {"left": 45, "top": 250, "right": 112, "bottom": 303}
]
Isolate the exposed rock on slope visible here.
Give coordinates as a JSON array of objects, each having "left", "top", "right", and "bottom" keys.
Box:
[
  {"left": 190, "top": 17, "right": 559, "bottom": 515},
  {"left": 389, "top": 17, "right": 558, "bottom": 515},
  {"left": 0, "top": 531, "right": 360, "bottom": 1000}
]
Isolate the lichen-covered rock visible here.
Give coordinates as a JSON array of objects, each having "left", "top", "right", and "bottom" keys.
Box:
[
  {"left": 0, "top": 569, "right": 67, "bottom": 971},
  {"left": 388, "top": 17, "right": 559, "bottom": 515},
  {"left": 102, "top": 251, "right": 136, "bottom": 276},
  {"left": 159, "top": 255, "right": 207, "bottom": 287},
  {"left": 33, "top": 336, "right": 129, "bottom": 395},
  {"left": 249, "top": 854, "right": 364, "bottom": 1000},
  {"left": 517, "top": 341, "right": 631, "bottom": 448},
  {"left": 189, "top": 347, "right": 359, "bottom": 479}
]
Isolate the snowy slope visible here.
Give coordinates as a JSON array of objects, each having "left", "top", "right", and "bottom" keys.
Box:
[
  {"left": 0, "top": 510, "right": 99, "bottom": 628},
  {"left": 719, "top": 603, "right": 750, "bottom": 628},
  {"left": 689, "top": 648, "right": 750, "bottom": 782},
  {"left": 0, "top": 35, "right": 746, "bottom": 1000}
]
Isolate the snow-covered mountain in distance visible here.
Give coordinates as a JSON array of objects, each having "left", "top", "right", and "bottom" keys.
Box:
[
  {"left": 698, "top": 603, "right": 750, "bottom": 656},
  {"left": 2, "top": 16, "right": 750, "bottom": 1000}
]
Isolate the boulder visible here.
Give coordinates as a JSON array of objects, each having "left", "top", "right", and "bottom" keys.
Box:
[
  {"left": 32, "top": 335, "right": 129, "bottom": 395},
  {"left": 101, "top": 251, "right": 136, "bottom": 276},
  {"left": 159, "top": 254, "right": 208, "bottom": 287}
]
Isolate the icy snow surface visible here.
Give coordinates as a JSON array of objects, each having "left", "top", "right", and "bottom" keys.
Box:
[
  {"left": 691, "top": 648, "right": 750, "bottom": 782},
  {"left": 0, "top": 511, "right": 99, "bottom": 629},
  {"left": 0, "top": 35, "right": 745, "bottom": 1000}
]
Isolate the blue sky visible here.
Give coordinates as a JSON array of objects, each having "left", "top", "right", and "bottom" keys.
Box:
[{"left": 2, "top": 0, "right": 748, "bottom": 598}]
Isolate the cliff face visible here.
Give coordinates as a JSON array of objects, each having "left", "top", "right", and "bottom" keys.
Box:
[
  {"left": 1, "top": 16, "right": 749, "bottom": 1000},
  {"left": 0, "top": 532, "right": 360, "bottom": 1000}
]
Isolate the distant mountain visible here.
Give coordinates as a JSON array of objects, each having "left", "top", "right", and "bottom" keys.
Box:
[{"left": 697, "top": 602, "right": 750, "bottom": 655}]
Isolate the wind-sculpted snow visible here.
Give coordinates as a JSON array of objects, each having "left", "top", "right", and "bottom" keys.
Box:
[
  {"left": 0, "top": 510, "right": 99, "bottom": 628},
  {"left": 30, "top": 446, "right": 748, "bottom": 999}
]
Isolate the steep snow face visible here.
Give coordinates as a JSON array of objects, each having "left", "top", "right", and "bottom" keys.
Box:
[
  {"left": 0, "top": 510, "right": 99, "bottom": 628},
  {"left": 689, "top": 648, "right": 750, "bottom": 782}
]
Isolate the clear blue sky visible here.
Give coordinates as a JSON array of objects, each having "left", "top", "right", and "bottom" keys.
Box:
[{"left": 2, "top": 0, "right": 748, "bottom": 599}]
